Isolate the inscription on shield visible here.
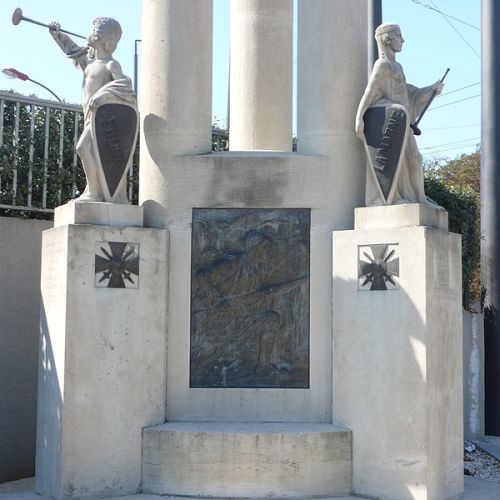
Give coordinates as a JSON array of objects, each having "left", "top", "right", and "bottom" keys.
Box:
[
  {"left": 95, "top": 104, "right": 137, "bottom": 197},
  {"left": 363, "top": 105, "right": 409, "bottom": 204}
]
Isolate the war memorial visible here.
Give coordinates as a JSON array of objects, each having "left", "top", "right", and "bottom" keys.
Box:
[{"left": 11, "top": 1, "right": 468, "bottom": 499}]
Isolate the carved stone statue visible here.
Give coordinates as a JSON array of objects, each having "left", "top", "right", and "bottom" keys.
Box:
[
  {"left": 355, "top": 23, "right": 443, "bottom": 207},
  {"left": 49, "top": 17, "right": 138, "bottom": 203}
]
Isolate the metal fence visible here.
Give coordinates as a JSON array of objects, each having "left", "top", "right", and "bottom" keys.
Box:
[
  {"left": 0, "top": 91, "right": 228, "bottom": 216},
  {"left": 0, "top": 91, "right": 85, "bottom": 214}
]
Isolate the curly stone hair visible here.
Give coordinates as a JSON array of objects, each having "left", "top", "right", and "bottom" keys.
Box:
[{"left": 93, "top": 17, "right": 122, "bottom": 54}]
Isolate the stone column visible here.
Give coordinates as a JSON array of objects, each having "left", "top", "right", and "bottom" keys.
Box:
[
  {"left": 297, "top": 0, "right": 368, "bottom": 227},
  {"left": 481, "top": 0, "right": 500, "bottom": 436},
  {"left": 139, "top": 0, "right": 213, "bottom": 225},
  {"left": 229, "top": 0, "right": 293, "bottom": 151}
]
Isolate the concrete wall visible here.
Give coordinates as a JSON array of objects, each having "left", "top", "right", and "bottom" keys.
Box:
[
  {"left": 463, "top": 310, "right": 485, "bottom": 440},
  {"left": 0, "top": 216, "right": 52, "bottom": 483}
]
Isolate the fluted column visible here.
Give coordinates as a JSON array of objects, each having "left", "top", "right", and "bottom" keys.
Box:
[
  {"left": 229, "top": 0, "right": 293, "bottom": 151},
  {"left": 140, "top": 0, "right": 213, "bottom": 224}
]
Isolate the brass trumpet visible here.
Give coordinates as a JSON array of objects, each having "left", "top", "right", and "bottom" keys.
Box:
[{"left": 12, "top": 7, "right": 86, "bottom": 40}]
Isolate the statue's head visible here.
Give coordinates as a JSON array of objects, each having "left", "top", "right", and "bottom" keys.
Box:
[
  {"left": 375, "top": 23, "right": 404, "bottom": 54},
  {"left": 89, "top": 17, "right": 122, "bottom": 54}
]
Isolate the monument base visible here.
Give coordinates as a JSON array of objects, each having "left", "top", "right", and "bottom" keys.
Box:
[
  {"left": 36, "top": 206, "right": 168, "bottom": 500},
  {"left": 332, "top": 204, "right": 463, "bottom": 500},
  {"left": 142, "top": 422, "right": 352, "bottom": 498}
]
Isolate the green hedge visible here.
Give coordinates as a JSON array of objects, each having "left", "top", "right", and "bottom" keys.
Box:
[{"left": 424, "top": 174, "right": 480, "bottom": 310}]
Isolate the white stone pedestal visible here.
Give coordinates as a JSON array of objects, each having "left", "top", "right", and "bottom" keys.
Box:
[
  {"left": 332, "top": 204, "right": 463, "bottom": 500},
  {"left": 35, "top": 203, "right": 168, "bottom": 500}
]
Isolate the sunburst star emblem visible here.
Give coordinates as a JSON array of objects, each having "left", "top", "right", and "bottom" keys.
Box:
[
  {"left": 95, "top": 241, "right": 140, "bottom": 289},
  {"left": 358, "top": 244, "right": 399, "bottom": 291}
]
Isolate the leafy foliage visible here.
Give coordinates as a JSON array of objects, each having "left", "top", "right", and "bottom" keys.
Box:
[
  {"left": 212, "top": 128, "right": 229, "bottom": 151},
  {"left": 425, "top": 150, "right": 480, "bottom": 309},
  {"left": 426, "top": 150, "right": 480, "bottom": 193}
]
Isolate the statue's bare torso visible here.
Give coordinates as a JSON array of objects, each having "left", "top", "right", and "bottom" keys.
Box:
[{"left": 82, "top": 58, "right": 121, "bottom": 111}]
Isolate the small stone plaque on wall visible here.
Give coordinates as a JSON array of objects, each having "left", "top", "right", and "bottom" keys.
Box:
[
  {"left": 358, "top": 243, "right": 399, "bottom": 291},
  {"left": 190, "top": 208, "right": 311, "bottom": 388},
  {"left": 95, "top": 241, "right": 140, "bottom": 289}
]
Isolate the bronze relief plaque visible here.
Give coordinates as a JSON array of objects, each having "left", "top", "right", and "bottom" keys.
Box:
[{"left": 190, "top": 208, "right": 311, "bottom": 388}]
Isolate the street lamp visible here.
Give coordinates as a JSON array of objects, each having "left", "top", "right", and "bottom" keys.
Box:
[{"left": 2, "top": 67, "right": 62, "bottom": 102}]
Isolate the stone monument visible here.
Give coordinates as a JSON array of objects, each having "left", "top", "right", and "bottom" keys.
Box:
[
  {"left": 34, "top": 3, "right": 464, "bottom": 500},
  {"left": 355, "top": 23, "right": 443, "bottom": 207},
  {"left": 49, "top": 17, "right": 138, "bottom": 203}
]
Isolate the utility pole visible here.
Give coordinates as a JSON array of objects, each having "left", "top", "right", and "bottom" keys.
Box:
[
  {"left": 481, "top": 0, "right": 500, "bottom": 436},
  {"left": 368, "top": 0, "right": 383, "bottom": 75}
]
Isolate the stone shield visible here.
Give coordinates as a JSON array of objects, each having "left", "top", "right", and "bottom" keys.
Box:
[
  {"left": 92, "top": 103, "right": 138, "bottom": 201},
  {"left": 363, "top": 104, "right": 410, "bottom": 205}
]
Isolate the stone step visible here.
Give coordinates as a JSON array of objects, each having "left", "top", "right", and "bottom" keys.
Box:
[{"left": 141, "top": 422, "right": 352, "bottom": 498}]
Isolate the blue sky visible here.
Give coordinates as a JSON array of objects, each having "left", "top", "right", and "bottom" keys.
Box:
[{"left": 0, "top": 0, "right": 480, "bottom": 160}]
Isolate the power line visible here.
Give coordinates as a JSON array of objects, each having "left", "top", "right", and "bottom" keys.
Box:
[
  {"left": 428, "top": 0, "right": 480, "bottom": 59},
  {"left": 420, "top": 137, "right": 481, "bottom": 150},
  {"left": 409, "top": 0, "right": 480, "bottom": 31},
  {"left": 429, "top": 94, "right": 481, "bottom": 111},
  {"left": 422, "top": 142, "right": 480, "bottom": 155},
  {"left": 425, "top": 124, "right": 480, "bottom": 131},
  {"left": 441, "top": 82, "right": 480, "bottom": 97},
  {"left": 423, "top": 141, "right": 481, "bottom": 155}
]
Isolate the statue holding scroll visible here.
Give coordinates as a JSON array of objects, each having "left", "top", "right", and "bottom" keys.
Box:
[
  {"left": 355, "top": 23, "right": 444, "bottom": 207},
  {"left": 49, "top": 17, "right": 138, "bottom": 203}
]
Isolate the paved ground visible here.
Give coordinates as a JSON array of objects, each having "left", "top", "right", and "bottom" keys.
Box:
[
  {"left": 2, "top": 476, "right": 500, "bottom": 500},
  {"left": 0, "top": 479, "right": 365, "bottom": 500}
]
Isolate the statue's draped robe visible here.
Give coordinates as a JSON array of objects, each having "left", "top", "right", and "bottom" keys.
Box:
[{"left": 363, "top": 59, "right": 436, "bottom": 206}]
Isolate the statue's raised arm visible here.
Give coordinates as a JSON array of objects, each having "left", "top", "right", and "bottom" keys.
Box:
[
  {"left": 49, "top": 21, "right": 89, "bottom": 71},
  {"left": 356, "top": 23, "right": 444, "bottom": 208}
]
